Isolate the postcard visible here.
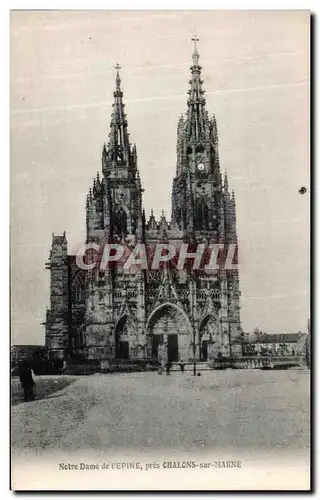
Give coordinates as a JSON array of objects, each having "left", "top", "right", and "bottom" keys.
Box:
[{"left": 10, "top": 10, "right": 310, "bottom": 491}]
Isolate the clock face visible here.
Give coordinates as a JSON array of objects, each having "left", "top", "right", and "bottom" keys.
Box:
[{"left": 197, "top": 162, "right": 205, "bottom": 172}]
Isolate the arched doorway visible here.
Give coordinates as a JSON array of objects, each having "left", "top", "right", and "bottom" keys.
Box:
[
  {"left": 199, "top": 315, "right": 219, "bottom": 361},
  {"left": 146, "top": 303, "right": 192, "bottom": 362},
  {"left": 115, "top": 315, "right": 132, "bottom": 360}
]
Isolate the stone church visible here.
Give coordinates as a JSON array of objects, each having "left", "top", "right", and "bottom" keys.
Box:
[{"left": 44, "top": 41, "right": 242, "bottom": 364}]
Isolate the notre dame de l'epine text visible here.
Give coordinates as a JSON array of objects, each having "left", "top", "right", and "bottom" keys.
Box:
[{"left": 44, "top": 40, "right": 242, "bottom": 366}]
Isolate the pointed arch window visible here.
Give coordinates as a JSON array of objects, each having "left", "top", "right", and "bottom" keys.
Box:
[
  {"left": 96, "top": 195, "right": 103, "bottom": 213},
  {"left": 71, "top": 273, "right": 85, "bottom": 303},
  {"left": 195, "top": 198, "right": 209, "bottom": 230}
]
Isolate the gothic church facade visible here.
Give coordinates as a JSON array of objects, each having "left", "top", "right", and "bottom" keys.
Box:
[{"left": 45, "top": 42, "right": 242, "bottom": 364}]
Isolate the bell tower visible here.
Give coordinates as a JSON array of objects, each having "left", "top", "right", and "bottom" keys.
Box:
[
  {"left": 171, "top": 37, "right": 242, "bottom": 358},
  {"left": 172, "top": 37, "right": 222, "bottom": 242},
  {"left": 85, "top": 64, "right": 146, "bottom": 362}
]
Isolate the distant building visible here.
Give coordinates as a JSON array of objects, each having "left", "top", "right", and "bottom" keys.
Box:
[{"left": 242, "top": 332, "right": 307, "bottom": 357}]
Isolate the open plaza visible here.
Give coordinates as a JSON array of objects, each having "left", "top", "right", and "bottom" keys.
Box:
[{"left": 11, "top": 369, "right": 310, "bottom": 454}]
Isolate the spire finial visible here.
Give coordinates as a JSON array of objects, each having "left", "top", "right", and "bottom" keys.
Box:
[
  {"left": 191, "top": 33, "right": 199, "bottom": 65},
  {"left": 191, "top": 32, "right": 199, "bottom": 52},
  {"left": 115, "top": 63, "right": 121, "bottom": 90}
]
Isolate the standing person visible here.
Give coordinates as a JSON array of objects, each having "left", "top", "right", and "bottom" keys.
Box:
[
  {"left": 18, "top": 359, "right": 35, "bottom": 402},
  {"left": 179, "top": 359, "right": 185, "bottom": 373}
]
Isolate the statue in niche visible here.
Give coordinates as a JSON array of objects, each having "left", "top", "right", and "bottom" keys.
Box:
[{"left": 121, "top": 323, "right": 129, "bottom": 338}]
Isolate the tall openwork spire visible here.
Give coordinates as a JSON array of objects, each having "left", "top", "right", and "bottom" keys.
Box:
[
  {"left": 108, "top": 63, "right": 130, "bottom": 163},
  {"left": 186, "top": 35, "right": 207, "bottom": 143},
  {"left": 102, "top": 63, "right": 138, "bottom": 178}
]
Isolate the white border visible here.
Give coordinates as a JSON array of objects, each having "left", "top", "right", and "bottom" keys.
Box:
[{"left": 3, "top": 1, "right": 317, "bottom": 9}]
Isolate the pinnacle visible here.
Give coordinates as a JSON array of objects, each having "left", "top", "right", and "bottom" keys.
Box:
[{"left": 224, "top": 171, "right": 229, "bottom": 192}]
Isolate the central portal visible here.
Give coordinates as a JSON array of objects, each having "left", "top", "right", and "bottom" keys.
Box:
[{"left": 146, "top": 303, "right": 192, "bottom": 362}]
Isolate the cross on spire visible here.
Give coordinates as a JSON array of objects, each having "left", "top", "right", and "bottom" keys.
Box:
[
  {"left": 191, "top": 33, "right": 199, "bottom": 51},
  {"left": 191, "top": 33, "right": 200, "bottom": 65}
]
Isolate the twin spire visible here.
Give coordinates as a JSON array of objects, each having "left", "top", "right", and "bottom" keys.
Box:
[
  {"left": 93, "top": 38, "right": 237, "bottom": 240},
  {"left": 106, "top": 36, "right": 206, "bottom": 170},
  {"left": 108, "top": 35, "right": 205, "bottom": 157}
]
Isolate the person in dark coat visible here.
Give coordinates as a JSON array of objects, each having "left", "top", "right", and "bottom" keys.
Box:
[{"left": 18, "top": 360, "right": 35, "bottom": 402}]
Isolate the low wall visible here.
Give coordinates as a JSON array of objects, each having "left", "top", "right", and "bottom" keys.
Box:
[
  {"left": 64, "top": 358, "right": 160, "bottom": 375},
  {"left": 208, "top": 355, "right": 305, "bottom": 370},
  {"left": 51, "top": 355, "right": 307, "bottom": 376}
]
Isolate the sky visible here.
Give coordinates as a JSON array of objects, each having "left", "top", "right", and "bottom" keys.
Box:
[{"left": 10, "top": 10, "right": 310, "bottom": 345}]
